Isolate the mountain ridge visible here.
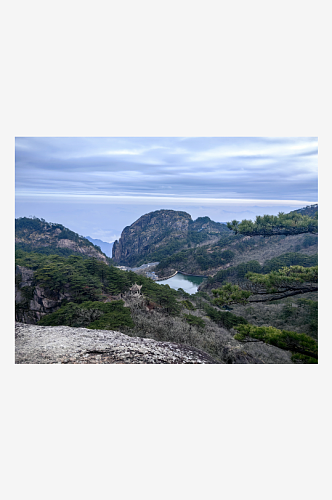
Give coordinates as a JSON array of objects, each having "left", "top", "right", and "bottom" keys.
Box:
[
  {"left": 15, "top": 217, "right": 109, "bottom": 263},
  {"left": 112, "top": 209, "right": 230, "bottom": 267}
]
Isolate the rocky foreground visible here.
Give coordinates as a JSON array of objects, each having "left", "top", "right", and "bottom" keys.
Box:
[{"left": 15, "top": 322, "right": 218, "bottom": 364}]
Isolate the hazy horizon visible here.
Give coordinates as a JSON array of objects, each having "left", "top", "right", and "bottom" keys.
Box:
[{"left": 15, "top": 137, "right": 318, "bottom": 243}]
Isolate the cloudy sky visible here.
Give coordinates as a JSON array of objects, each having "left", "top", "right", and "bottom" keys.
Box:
[{"left": 15, "top": 137, "right": 318, "bottom": 242}]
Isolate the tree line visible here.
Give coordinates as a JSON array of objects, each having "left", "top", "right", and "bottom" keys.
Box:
[{"left": 227, "top": 211, "right": 318, "bottom": 236}]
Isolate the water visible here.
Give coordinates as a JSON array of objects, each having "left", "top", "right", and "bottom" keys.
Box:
[{"left": 157, "top": 272, "right": 205, "bottom": 295}]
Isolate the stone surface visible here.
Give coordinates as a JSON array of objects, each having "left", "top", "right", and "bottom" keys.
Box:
[{"left": 15, "top": 323, "right": 218, "bottom": 364}]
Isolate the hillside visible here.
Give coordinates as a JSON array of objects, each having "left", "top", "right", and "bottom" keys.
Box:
[
  {"left": 112, "top": 209, "right": 229, "bottom": 267},
  {"left": 15, "top": 248, "right": 296, "bottom": 363},
  {"left": 155, "top": 231, "right": 318, "bottom": 279},
  {"left": 112, "top": 206, "right": 318, "bottom": 278},
  {"left": 290, "top": 203, "right": 318, "bottom": 217},
  {"left": 16, "top": 217, "right": 109, "bottom": 263},
  {"left": 14, "top": 205, "right": 318, "bottom": 364}
]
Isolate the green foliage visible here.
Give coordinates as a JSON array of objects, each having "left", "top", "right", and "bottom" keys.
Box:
[
  {"left": 33, "top": 256, "right": 103, "bottom": 302},
  {"left": 205, "top": 260, "right": 262, "bottom": 289},
  {"left": 227, "top": 212, "right": 318, "bottom": 236},
  {"left": 156, "top": 241, "right": 235, "bottom": 273},
  {"left": 233, "top": 323, "right": 318, "bottom": 360},
  {"left": 291, "top": 353, "right": 318, "bottom": 364},
  {"left": 15, "top": 217, "right": 111, "bottom": 264},
  {"left": 183, "top": 314, "right": 205, "bottom": 329},
  {"left": 261, "top": 252, "right": 318, "bottom": 273},
  {"left": 150, "top": 284, "right": 181, "bottom": 315},
  {"left": 246, "top": 265, "right": 318, "bottom": 292},
  {"left": 134, "top": 238, "right": 188, "bottom": 266},
  {"left": 210, "top": 265, "right": 317, "bottom": 307},
  {"left": 177, "top": 288, "right": 191, "bottom": 299},
  {"left": 20, "top": 285, "right": 35, "bottom": 301},
  {"left": 16, "top": 249, "right": 181, "bottom": 315},
  {"left": 193, "top": 291, "right": 212, "bottom": 302},
  {"left": 181, "top": 299, "right": 195, "bottom": 310},
  {"left": 203, "top": 253, "right": 318, "bottom": 294},
  {"left": 16, "top": 242, "right": 88, "bottom": 258},
  {"left": 204, "top": 304, "right": 248, "bottom": 330},
  {"left": 212, "top": 283, "right": 252, "bottom": 306},
  {"left": 15, "top": 217, "right": 96, "bottom": 247},
  {"left": 38, "top": 300, "right": 134, "bottom": 329},
  {"left": 155, "top": 227, "right": 314, "bottom": 276},
  {"left": 215, "top": 234, "right": 237, "bottom": 248}
]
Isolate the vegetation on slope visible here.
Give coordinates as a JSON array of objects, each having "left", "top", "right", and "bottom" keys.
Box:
[
  {"left": 228, "top": 296, "right": 318, "bottom": 339},
  {"left": 212, "top": 265, "right": 317, "bottom": 304},
  {"left": 233, "top": 323, "right": 318, "bottom": 363},
  {"left": 38, "top": 300, "right": 134, "bottom": 330},
  {"left": 16, "top": 217, "right": 110, "bottom": 262},
  {"left": 112, "top": 210, "right": 230, "bottom": 267},
  {"left": 200, "top": 252, "right": 318, "bottom": 292},
  {"left": 15, "top": 249, "right": 181, "bottom": 315},
  {"left": 226, "top": 211, "right": 318, "bottom": 236},
  {"left": 15, "top": 206, "right": 318, "bottom": 364}
]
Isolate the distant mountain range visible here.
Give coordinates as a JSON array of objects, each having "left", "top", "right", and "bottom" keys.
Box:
[{"left": 85, "top": 236, "right": 114, "bottom": 257}]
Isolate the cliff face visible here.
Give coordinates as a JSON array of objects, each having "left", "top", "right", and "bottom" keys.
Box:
[
  {"left": 112, "top": 210, "right": 229, "bottom": 266},
  {"left": 15, "top": 217, "right": 108, "bottom": 263},
  {"left": 15, "top": 265, "right": 72, "bottom": 324}
]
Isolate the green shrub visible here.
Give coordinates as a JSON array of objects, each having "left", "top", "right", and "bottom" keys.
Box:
[
  {"left": 38, "top": 300, "right": 134, "bottom": 329},
  {"left": 183, "top": 314, "right": 205, "bottom": 329},
  {"left": 291, "top": 353, "right": 318, "bottom": 364},
  {"left": 181, "top": 300, "right": 195, "bottom": 310},
  {"left": 234, "top": 323, "right": 318, "bottom": 360},
  {"left": 204, "top": 305, "right": 248, "bottom": 330}
]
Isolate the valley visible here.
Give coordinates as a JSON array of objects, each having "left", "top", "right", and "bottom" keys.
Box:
[{"left": 15, "top": 204, "right": 318, "bottom": 364}]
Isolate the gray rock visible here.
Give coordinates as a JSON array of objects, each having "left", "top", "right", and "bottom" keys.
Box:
[{"left": 15, "top": 323, "right": 218, "bottom": 364}]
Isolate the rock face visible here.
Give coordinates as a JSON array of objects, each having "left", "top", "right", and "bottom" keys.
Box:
[
  {"left": 112, "top": 210, "right": 228, "bottom": 266},
  {"left": 15, "top": 265, "right": 72, "bottom": 324},
  {"left": 15, "top": 323, "right": 218, "bottom": 364},
  {"left": 15, "top": 217, "right": 108, "bottom": 263}
]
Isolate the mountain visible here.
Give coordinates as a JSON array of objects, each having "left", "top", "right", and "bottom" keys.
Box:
[
  {"left": 151, "top": 205, "right": 318, "bottom": 278},
  {"left": 15, "top": 207, "right": 317, "bottom": 364},
  {"left": 112, "top": 209, "right": 230, "bottom": 267},
  {"left": 15, "top": 217, "right": 108, "bottom": 263},
  {"left": 290, "top": 203, "right": 318, "bottom": 217},
  {"left": 85, "top": 236, "right": 113, "bottom": 257}
]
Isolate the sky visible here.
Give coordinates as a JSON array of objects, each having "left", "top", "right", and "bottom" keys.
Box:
[{"left": 15, "top": 137, "right": 318, "bottom": 243}]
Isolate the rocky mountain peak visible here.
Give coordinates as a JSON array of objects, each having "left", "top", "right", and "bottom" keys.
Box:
[{"left": 112, "top": 209, "right": 229, "bottom": 267}]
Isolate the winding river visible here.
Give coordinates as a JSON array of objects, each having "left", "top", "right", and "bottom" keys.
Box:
[{"left": 157, "top": 272, "right": 206, "bottom": 295}]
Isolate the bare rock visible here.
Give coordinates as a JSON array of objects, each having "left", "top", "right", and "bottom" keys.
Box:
[{"left": 15, "top": 323, "right": 218, "bottom": 364}]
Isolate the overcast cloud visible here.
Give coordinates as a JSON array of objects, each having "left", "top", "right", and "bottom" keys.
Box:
[{"left": 15, "top": 137, "right": 318, "bottom": 242}]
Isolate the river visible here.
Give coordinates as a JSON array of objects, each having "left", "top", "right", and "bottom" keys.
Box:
[{"left": 157, "top": 272, "right": 206, "bottom": 295}]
